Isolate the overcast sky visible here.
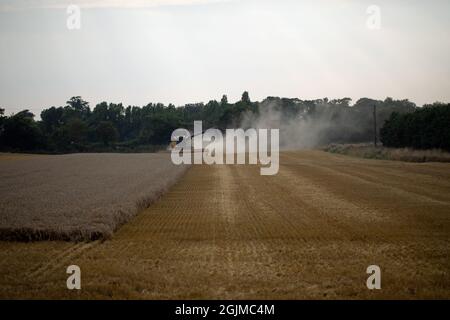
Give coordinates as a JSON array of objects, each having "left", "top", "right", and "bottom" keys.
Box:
[{"left": 1, "top": 0, "right": 449, "bottom": 116}]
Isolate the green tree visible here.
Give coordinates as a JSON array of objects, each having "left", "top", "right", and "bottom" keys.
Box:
[
  {"left": 65, "top": 96, "right": 91, "bottom": 120},
  {"left": 220, "top": 95, "right": 228, "bottom": 106},
  {"left": 67, "top": 96, "right": 89, "bottom": 113},
  {"left": 66, "top": 118, "right": 88, "bottom": 145},
  {"left": 96, "top": 121, "right": 118, "bottom": 146},
  {"left": 241, "top": 91, "right": 251, "bottom": 104},
  {"left": 380, "top": 104, "right": 450, "bottom": 151},
  {"left": 40, "top": 106, "right": 64, "bottom": 133},
  {"left": 1, "top": 110, "right": 43, "bottom": 150}
]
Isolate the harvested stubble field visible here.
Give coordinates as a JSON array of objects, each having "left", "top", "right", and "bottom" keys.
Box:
[
  {"left": 0, "top": 153, "right": 188, "bottom": 241},
  {"left": 0, "top": 150, "right": 449, "bottom": 299}
]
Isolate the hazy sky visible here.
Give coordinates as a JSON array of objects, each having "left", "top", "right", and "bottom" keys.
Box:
[{"left": 1, "top": 0, "right": 450, "bottom": 116}]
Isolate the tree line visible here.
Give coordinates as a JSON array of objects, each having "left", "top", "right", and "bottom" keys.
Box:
[
  {"left": 1, "top": 92, "right": 445, "bottom": 153},
  {"left": 0, "top": 93, "right": 254, "bottom": 153},
  {"left": 380, "top": 103, "right": 450, "bottom": 151}
]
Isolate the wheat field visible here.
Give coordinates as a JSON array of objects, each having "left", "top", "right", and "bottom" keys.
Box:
[{"left": 0, "top": 153, "right": 188, "bottom": 241}]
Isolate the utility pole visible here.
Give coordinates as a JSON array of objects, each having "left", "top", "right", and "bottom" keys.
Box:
[{"left": 373, "top": 104, "right": 378, "bottom": 147}]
